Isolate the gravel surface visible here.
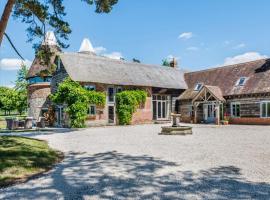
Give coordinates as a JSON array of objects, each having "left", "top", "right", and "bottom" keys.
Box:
[{"left": 1, "top": 124, "right": 270, "bottom": 199}]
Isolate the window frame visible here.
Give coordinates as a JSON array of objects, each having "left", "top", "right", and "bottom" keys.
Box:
[
  {"left": 236, "top": 77, "right": 247, "bottom": 86},
  {"left": 231, "top": 102, "right": 241, "bottom": 118},
  {"left": 88, "top": 105, "right": 96, "bottom": 116},
  {"left": 194, "top": 83, "right": 203, "bottom": 91},
  {"left": 108, "top": 86, "right": 115, "bottom": 103},
  {"left": 84, "top": 84, "right": 96, "bottom": 91},
  {"left": 260, "top": 101, "right": 270, "bottom": 118}
]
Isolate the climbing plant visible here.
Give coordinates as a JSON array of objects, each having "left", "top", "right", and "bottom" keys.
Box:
[
  {"left": 50, "top": 78, "right": 105, "bottom": 128},
  {"left": 116, "top": 90, "right": 147, "bottom": 125}
]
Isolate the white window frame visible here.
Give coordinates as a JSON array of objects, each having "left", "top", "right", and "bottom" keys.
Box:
[
  {"left": 107, "top": 86, "right": 115, "bottom": 103},
  {"left": 236, "top": 77, "right": 247, "bottom": 86},
  {"left": 231, "top": 102, "right": 241, "bottom": 118},
  {"left": 194, "top": 83, "right": 203, "bottom": 91},
  {"left": 260, "top": 101, "right": 270, "bottom": 118},
  {"left": 84, "top": 84, "right": 96, "bottom": 91},
  {"left": 88, "top": 105, "right": 96, "bottom": 116}
]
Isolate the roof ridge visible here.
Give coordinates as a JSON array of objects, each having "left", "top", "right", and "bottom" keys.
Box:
[
  {"left": 61, "top": 52, "right": 183, "bottom": 72},
  {"left": 186, "top": 58, "right": 269, "bottom": 74}
]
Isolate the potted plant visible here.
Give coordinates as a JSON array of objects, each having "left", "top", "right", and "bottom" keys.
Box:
[{"left": 221, "top": 112, "right": 229, "bottom": 125}]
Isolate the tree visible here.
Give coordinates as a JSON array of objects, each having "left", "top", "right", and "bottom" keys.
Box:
[
  {"left": 0, "top": 0, "right": 118, "bottom": 47},
  {"left": 15, "top": 64, "right": 28, "bottom": 92},
  {"left": 162, "top": 59, "right": 170, "bottom": 67},
  {"left": 0, "top": 87, "right": 17, "bottom": 115},
  {"left": 132, "top": 58, "right": 141, "bottom": 63},
  {"left": 15, "top": 91, "right": 27, "bottom": 115},
  {"left": 13, "top": 64, "right": 28, "bottom": 115}
]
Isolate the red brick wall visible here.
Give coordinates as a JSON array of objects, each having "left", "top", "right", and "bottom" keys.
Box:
[
  {"left": 229, "top": 117, "right": 270, "bottom": 125},
  {"left": 131, "top": 97, "right": 152, "bottom": 124}
]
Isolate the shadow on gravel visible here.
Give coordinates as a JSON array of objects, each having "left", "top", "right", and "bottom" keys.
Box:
[{"left": 1, "top": 151, "right": 270, "bottom": 199}]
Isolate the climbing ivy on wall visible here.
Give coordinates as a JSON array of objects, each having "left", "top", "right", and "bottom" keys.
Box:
[
  {"left": 50, "top": 78, "right": 105, "bottom": 128},
  {"left": 116, "top": 90, "right": 147, "bottom": 125}
]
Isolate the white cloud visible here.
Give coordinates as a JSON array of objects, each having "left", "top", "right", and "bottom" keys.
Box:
[
  {"left": 223, "top": 52, "right": 268, "bottom": 65},
  {"left": 178, "top": 32, "right": 193, "bottom": 40},
  {"left": 104, "top": 52, "right": 123, "bottom": 60},
  {"left": 94, "top": 46, "right": 107, "bottom": 54},
  {"left": 0, "top": 58, "right": 32, "bottom": 71},
  {"left": 186, "top": 46, "right": 199, "bottom": 51},
  {"left": 167, "top": 55, "right": 180, "bottom": 60},
  {"left": 233, "top": 43, "right": 246, "bottom": 49},
  {"left": 5, "top": 84, "right": 15, "bottom": 88},
  {"left": 223, "top": 40, "right": 231, "bottom": 46}
]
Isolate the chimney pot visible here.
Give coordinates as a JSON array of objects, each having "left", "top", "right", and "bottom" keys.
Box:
[{"left": 170, "top": 58, "right": 178, "bottom": 68}]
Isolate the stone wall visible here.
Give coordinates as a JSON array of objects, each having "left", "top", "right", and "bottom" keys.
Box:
[{"left": 27, "top": 83, "right": 51, "bottom": 120}]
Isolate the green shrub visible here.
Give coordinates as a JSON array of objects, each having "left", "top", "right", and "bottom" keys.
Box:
[
  {"left": 116, "top": 90, "right": 147, "bottom": 125},
  {"left": 50, "top": 78, "right": 106, "bottom": 128}
]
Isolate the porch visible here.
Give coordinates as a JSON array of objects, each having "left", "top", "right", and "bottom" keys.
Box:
[{"left": 192, "top": 85, "right": 225, "bottom": 125}]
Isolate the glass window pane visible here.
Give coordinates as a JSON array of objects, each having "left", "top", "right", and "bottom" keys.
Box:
[
  {"left": 162, "top": 102, "right": 166, "bottom": 118},
  {"left": 158, "top": 102, "right": 161, "bottom": 118},
  {"left": 267, "top": 103, "right": 270, "bottom": 117},
  {"left": 153, "top": 101, "right": 157, "bottom": 119},
  {"left": 162, "top": 96, "right": 166, "bottom": 100},
  {"left": 232, "top": 104, "right": 236, "bottom": 116},
  {"left": 262, "top": 103, "right": 267, "bottom": 117},
  {"left": 153, "top": 95, "right": 156, "bottom": 100},
  {"left": 85, "top": 85, "right": 96, "bottom": 91},
  {"left": 108, "top": 87, "right": 114, "bottom": 102},
  {"left": 236, "top": 104, "right": 240, "bottom": 117},
  {"left": 157, "top": 95, "right": 161, "bottom": 100}
]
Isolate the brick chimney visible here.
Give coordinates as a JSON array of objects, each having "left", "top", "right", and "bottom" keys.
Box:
[{"left": 169, "top": 58, "right": 178, "bottom": 68}]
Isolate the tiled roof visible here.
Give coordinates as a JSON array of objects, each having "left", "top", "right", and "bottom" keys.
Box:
[
  {"left": 183, "top": 58, "right": 270, "bottom": 98},
  {"left": 59, "top": 52, "right": 188, "bottom": 89}
]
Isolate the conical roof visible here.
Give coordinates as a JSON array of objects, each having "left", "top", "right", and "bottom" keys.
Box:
[
  {"left": 42, "top": 31, "right": 58, "bottom": 46},
  {"left": 79, "top": 38, "right": 95, "bottom": 53}
]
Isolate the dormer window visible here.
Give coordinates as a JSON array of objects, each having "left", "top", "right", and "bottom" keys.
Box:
[
  {"left": 237, "top": 77, "right": 247, "bottom": 86},
  {"left": 194, "top": 83, "right": 203, "bottom": 91}
]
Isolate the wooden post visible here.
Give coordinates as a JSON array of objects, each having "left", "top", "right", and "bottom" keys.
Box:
[
  {"left": 194, "top": 103, "right": 198, "bottom": 124},
  {"left": 216, "top": 102, "right": 220, "bottom": 125}
]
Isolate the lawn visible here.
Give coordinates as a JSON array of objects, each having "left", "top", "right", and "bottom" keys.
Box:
[{"left": 0, "top": 136, "right": 63, "bottom": 187}]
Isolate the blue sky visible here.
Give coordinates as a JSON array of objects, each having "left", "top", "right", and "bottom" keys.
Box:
[{"left": 1, "top": 0, "right": 270, "bottom": 87}]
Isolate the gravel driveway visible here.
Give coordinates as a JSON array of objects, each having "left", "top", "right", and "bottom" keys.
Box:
[{"left": 1, "top": 124, "right": 270, "bottom": 199}]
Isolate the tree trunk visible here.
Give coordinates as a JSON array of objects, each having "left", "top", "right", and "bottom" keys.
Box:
[{"left": 0, "top": 0, "right": 16, "bottom": 46}]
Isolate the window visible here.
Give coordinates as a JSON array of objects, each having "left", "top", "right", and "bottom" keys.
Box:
[
  {"left": 231, "top": 102, "right": 240, "bottom": 117},
  {"left": 194, "top": 83, "right": 203, "bottom": 91},
  {"left": 116, "top": 86, "right": 123, "bottom": 93},
  {"left": 87, "top": 105, "right": 96, "bottom": 116},
  {"left": 236, "top": 77, "right": 246, "bottom": 86},
  {"left": 108, "top": 87, "right": 115, "bottom": 103},
  {"left": 28, "top": 76, "right": 52, "bottom": 84},
  {"left": 260, "top": 101, "right": 270, "bottom": 118},
  {"left": 84, "top": 85, "right": 96, "bottom": 91}
]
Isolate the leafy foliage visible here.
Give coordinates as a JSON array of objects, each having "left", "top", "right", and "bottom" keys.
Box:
[
  {"left": 15, "top": 64, "right": 28, "bottom": 115},
  {"left": 162, "top": 59, "right": 170, "bottom": 67},
  {"left": 8, "top": 0, "right": 118, "bottom": 48},
  {"left": 50, "top": 78, "right": 105, "bottom": 128},
  {"left": 116, "top": 90, "right": 147, "bottom": 125},
  {"left": 15, "top": 64, "right": 28, "bottom": 91},
  {"left": 0, "top": 86, "right": 27, "bottom": 115}
]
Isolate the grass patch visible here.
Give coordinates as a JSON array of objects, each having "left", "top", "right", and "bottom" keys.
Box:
[{"left": 0, "top": 136, "right": 63, "bottom": 187}]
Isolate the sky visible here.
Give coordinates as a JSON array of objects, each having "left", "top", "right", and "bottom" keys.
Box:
[{"left": 1, "top": 0, "right": 270, "bottom": 87}]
